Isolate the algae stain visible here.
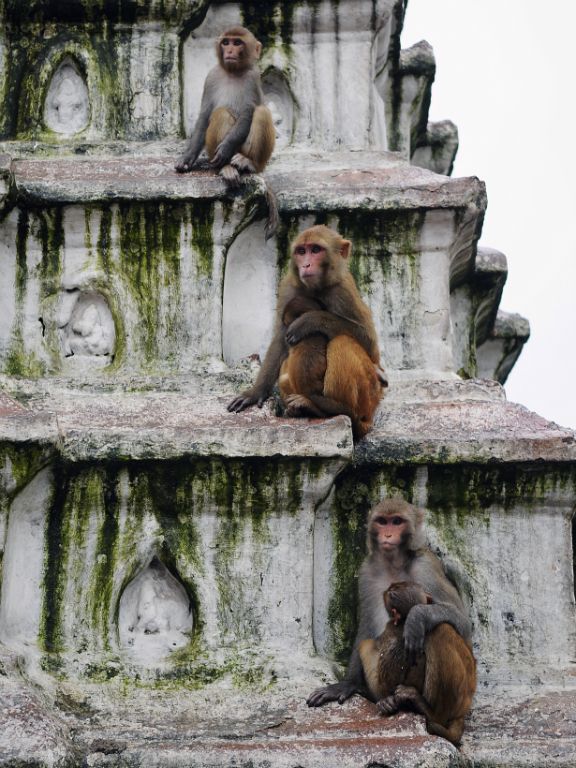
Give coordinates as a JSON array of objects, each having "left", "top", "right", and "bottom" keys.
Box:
[
  {"left": 189, "top": 201, "right": 214, "bottom": 278},
  {"left": 90, "top": 468, "right": 121, "bottom": 649}
]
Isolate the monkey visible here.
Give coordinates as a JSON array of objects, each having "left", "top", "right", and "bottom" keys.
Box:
[
  {"left": 175, "top": 26, "right": 277, "bottom": 236},
  {"left": 306, "top": 498, "right": 472, "bottom": 710},
  {"left": 358, "top": 582, "right": 427, "bottom": 704},
  {"left": 277, "top": 295, "right": 384, "bottom": 439},
  {"left": 228, "top": 225, "right": 387, "bottom": 432},
  {"left": 359, "top": 581, "right": 476, "bottom": 747}
]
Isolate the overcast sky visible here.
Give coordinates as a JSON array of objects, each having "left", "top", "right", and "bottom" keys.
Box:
[{"left": 402, "top": 0, "right": 576, "bottom": 430}]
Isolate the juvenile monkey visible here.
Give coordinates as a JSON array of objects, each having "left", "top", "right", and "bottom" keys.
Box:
[
  {"left": 360, "top": 581, "right": 476, "bottom": 747},
  {"left": 358, "top": 582, "right": 427, "bottom": 704},
  {"left": 307, "top": 499, "right": 472, "bottom": 709},
  {"left": 278, "top": 295, "right": 384, "bottom": 439},
  {"left": 228, "top": 225, "right": 386, "bottom": 437},
  {"left": 175, "top": 26, "right": 275, "bottom": 189}
]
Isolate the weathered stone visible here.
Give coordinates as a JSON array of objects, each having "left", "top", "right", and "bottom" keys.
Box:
[
  {"left": 0, "top": 1, "right": 572, "bottom": 766},
  {"left": 477, "top": 311, "right": 531, "bottom": 384}
]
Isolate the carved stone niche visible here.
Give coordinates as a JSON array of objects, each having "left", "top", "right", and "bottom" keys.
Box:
[
  {"left": 118, "top": 557, "right": 193, "bottom": 665},
  {"left": 58, "top": 290, "right": 116, "bottom": 365},
  {"left": 43, "top": 57, "right": 90, "bottom": 136},
  {"left": 262, "top": 69, "right": 295, "bottom": 150}
]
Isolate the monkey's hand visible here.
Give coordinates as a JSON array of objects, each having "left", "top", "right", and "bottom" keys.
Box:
[
  {"left": 403, "top": 604, "right": 427, "bottom": 666},
  {"left": 227, "top": 389, "right": 268, "bottom": 413},
  {"left": 306, "top": 680, "right": 356, "bottom": 707},
  {"left": 175, "top": 152, "right": 199, "bottom": 173},
  {"left": 285, "top": 314, "right": 325, "bottom": 346}
]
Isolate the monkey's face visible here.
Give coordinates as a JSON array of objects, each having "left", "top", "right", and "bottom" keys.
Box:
[
  {"left": 372, "top": 513, "right": 408, "bottom": 552},
  {"left": 292, "top": 241, "right": 329, "bottom": 289},
  {"left": 220, "top": 36, "right": 246, "bottom": 70}
]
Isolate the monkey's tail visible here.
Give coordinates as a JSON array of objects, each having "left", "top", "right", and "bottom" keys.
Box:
[
  {"left": 426, "top": 717, "right": 465, "bottom": 747},
  {"left": 264, "top": 183, "right": 279, "bottom": 240}
]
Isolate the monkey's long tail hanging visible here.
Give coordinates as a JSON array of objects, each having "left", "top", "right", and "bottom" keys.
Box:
[{"left": 264, "top": 183, "right": 279, "bottom": 240}]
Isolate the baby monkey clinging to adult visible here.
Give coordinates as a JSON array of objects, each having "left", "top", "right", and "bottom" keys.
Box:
[{"left": 359, "top": 580, "right": 477, "bottom": 747}]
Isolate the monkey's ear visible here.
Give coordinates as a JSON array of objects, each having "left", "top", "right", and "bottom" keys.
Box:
[
  {"left": 340, "top": 239, "right": 352, "bottom": 260},
  {"left": 425, "top": 593, "right": 434, "bottom": 605},
  {"left": 254, "top": 40, "right": 262, "bottom": 59}
]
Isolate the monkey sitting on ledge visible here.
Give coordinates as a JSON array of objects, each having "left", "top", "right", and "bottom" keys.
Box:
[
  {"left": 175, "top": 26, "right": 275, "bottom": 188},
  {"left": 307, "top": 499, "right": 472, "bottom": 714},
  {"left": 359, "top": 580, "right": 477, "bottom": 747},
  {"left": 228, "top": 225, "right": 386, "bottom": 439}
]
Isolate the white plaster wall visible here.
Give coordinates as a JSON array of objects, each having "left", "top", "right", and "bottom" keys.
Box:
[
  {"left": 0, "top": 199, "right": 262, "bottom": 376},
  {"left": 182, "top": 0, "right": 396, "bottom": 151},
  {"left": 127, "top": 23, "right": 181, "bottom": 139},
  {"left": 358, "top": 210, "right": 456, "bottom": 378},
  {"left": 0, "top": 208, "right": 18, "bottom": 361},
  {"left": 0, "top": 467, "right": 53, "bottom": 646},
  {"left": 222, "top": 220, "right": 278, "bottom": 365},
  {"left": 443, "top": 502, "right": 576, "bottom": 684}
]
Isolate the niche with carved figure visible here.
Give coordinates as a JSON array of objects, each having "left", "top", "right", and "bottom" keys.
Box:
[
  {"left": 43, "top": 57, "right": 90, "bottom": 136},
  {"left": 261, "top": 69, "right": 296, "bottom": 150},
  {"left": 118, "top": 557, "right": 194, "bottom": 665},
  {"left": 58, "top": 290, "right": 116, "bottom": 364}
]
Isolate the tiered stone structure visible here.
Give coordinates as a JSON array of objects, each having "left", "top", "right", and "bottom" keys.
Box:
[{"left": 0, "top": 2, "right": 574, "bottom": 766}]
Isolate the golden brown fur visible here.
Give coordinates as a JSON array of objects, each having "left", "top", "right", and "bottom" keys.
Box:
[
  {"left": 278, "top": 294, "right": 383, "bottom": 439},
  {"left": 229, "top": 226, "right": 386, "bottom": 438},
  {"left": 361, "top": 581, "right": 477, "bottom": 747}
]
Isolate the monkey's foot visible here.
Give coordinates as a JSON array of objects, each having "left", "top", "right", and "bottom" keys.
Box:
[
  {"left": 393, "top": 685, "right": 419, "bottom": 704},
  {"left": 219, "top": 164, "right": 241, "bottom": 187},
  {"left": 284, "top": 394, "right": 324, "bottom": 419},
  {"left": 231, "top": 153, "right": 257, "bottom": 173},
  {"left": 376, "top": 695, "right": 400, "bottom": 715}
]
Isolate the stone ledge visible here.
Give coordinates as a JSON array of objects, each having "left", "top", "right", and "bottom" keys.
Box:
[
  {"left": 1, "top": 148, "right": 486, "bottom": 215},
  {"left": 0, "top": 376, "right": 574, "bottom": 464},
  {"left": 359, "top": 397, "right": 576, "bottom": 464},
  {"left": 1, "top": 656, "right": 575, "bottom": 768}
]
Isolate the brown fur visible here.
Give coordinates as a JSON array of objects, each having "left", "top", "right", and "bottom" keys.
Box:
[
  {"left": 228, "top": 226, "right": 387, "bottom": 437},
  {"left": 361, "top": 581, "right": 476, "bottom": 747},
  {"left": 306, "top": 500, "right": 472, "bottom": 717},
  {"left": 278, "top": 295, "right": 383, "bottom": 439}
]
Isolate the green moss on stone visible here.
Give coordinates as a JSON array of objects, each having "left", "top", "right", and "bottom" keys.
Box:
[
  {"left": 189, "top": 201, "right": 214, "bottom": 278},
  {"left": 41, "top": 462, "right": 68, "bottom": 652},
  {"left": 5, "top": 336, "right": 46, "bottom": 377},
  {"left": 117, "top": 201, "right": 182, "bottom": 367}
]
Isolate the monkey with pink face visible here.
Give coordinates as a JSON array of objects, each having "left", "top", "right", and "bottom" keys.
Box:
[
  {"left": 307, "top": 498, "right": 472, "bottom": 707},
  {"left": 175, "top": 26, "right": 275, "bottom": 188}
]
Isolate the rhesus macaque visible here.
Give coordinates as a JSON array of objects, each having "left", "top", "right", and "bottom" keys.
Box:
[
  {"left": 278, "top": 295, "right": 384, "bottom": 439},
  {"left": 359, "top": 581, "right": 476, "bottom": 747},
  {"left": 307, "top": 498, "right": 472, "bottom": 709},
  {"left": 358, "top": 582, "right": 427, "bottom": 705},
  {"left": 228, "top": 225, "right": 386, "bottom": 437},
  {"left": 175, "top": 26, "right": 275, "bottom": 189}
]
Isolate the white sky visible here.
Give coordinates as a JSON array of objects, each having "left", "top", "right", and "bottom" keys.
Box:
[{"left": 402, "top": 0, "right": 576, "bottom": 430}]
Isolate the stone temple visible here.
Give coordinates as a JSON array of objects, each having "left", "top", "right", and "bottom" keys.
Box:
[{"left": 0, "top": 1, "right": 574, "bottom": 766}]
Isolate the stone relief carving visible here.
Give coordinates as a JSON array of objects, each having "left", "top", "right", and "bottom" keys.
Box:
[
  {"left": 118, "top": 557, "right": 193, "bottom": 664},
  {"left": 58, "top": 290, "right": 116, "bottom": 361},
  {"left": 261, "top": 69, "right": 295, "bottom": 150},
  {"left": 43, "top": 57, "right": 90, "bottom": 136}
]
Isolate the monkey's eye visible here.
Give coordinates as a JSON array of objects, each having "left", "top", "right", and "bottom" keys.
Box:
[
  {"left": 221, "top": 38, "right": 230, "bottom": 45},
  {"left": 311, "top": 244, "right": 322, "bottom": 253},
  {"left": 374, "top": 516, "right": 387, "bottom": 526},
  {"left": 233, "top": 39, "right": 243, "bottom": 46},
  {"left": 295, "top": 246, "right": 306, "bottom": 255},
  {"left": 391, "top": 516, "right": 404, "bottom": 525}
]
